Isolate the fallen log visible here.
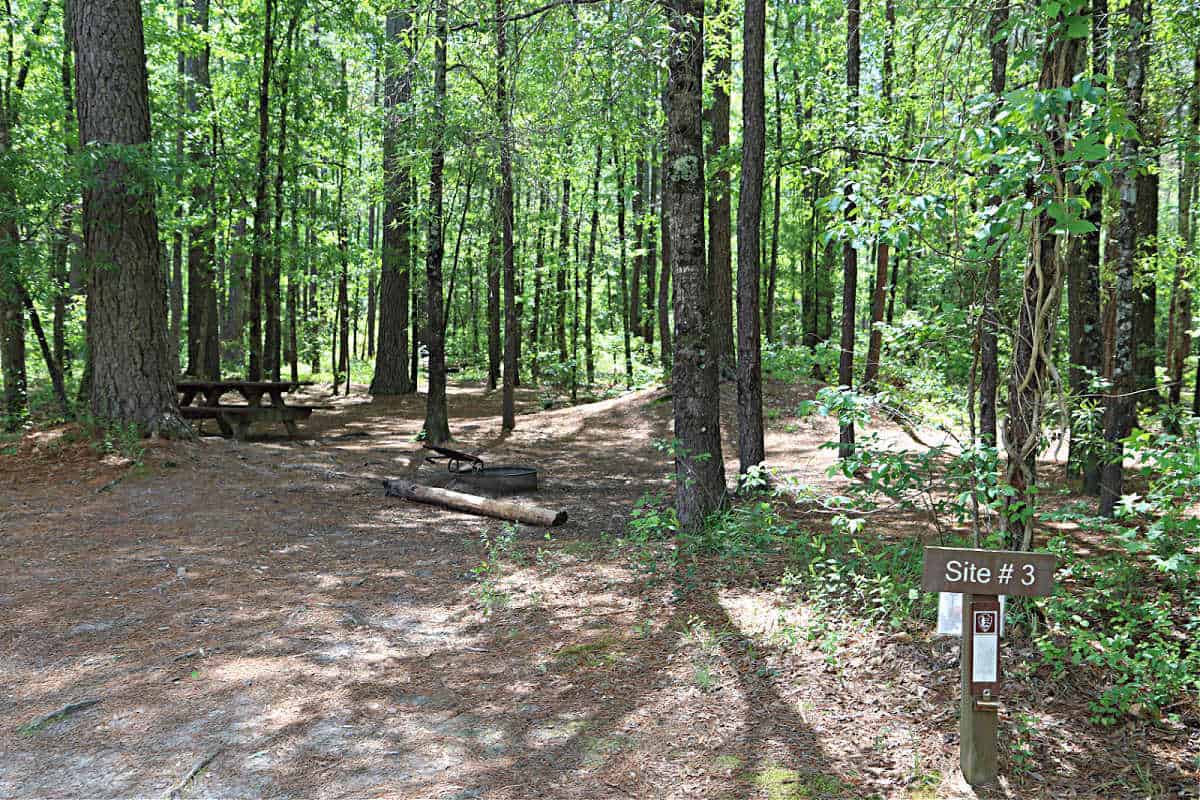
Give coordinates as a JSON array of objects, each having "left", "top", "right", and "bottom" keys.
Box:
[{"left": 383, "top": 479, "right": 567, "bottom": 527}]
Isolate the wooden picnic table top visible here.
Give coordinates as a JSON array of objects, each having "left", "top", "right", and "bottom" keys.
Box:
[{"left": 176, "top": 379, "right": 312, "bottom": 391}]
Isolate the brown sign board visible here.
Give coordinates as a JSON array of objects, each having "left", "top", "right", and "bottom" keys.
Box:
[{"left": 922, "top": 547, "right": 1056, "bottom": 598}]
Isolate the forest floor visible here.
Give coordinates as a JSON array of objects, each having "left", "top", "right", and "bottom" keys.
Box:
[{"left": 0, "top": 376, "right": 1195, "bottom": 800}]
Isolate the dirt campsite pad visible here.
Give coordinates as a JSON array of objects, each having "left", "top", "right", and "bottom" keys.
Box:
[{"left": 1, "top": 381, "right": 1195, "bottom": 799}]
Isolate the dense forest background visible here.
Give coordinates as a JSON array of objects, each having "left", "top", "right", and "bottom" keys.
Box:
[{"left": 1, "top": 0, "right": 1198, "bottom": 526}]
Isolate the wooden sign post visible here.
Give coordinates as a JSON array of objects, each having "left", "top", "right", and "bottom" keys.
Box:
[{"left": 922, "top": 547, "right": 1056, "bottom": 787}]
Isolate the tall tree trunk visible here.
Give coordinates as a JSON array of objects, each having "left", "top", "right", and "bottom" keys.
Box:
[
  {"left": 1067, "top": 0, "right": 1107, "bottom": 490},
  {"left": 644, "top": 149, "right": 658, "bottom": 344},
  {"left": 265, "top": 8, "right": 301, "bottom": 381},
  {"left": 185, "top": 0, "right": 218, "bottom": 381},
  {"left": 838, "top": 0, "right": 861, "bottom": 460},
  {"left": 557, "top": 150, "right": 571, "bottom": 362},
  {"left": 980, "top": 0, "right": 1009, "bottom": 448},
  {"left": 667, "top": 0, "right": 726, "bottom": 528},
  {"left": 367, "top": 202, "right": 377, "bottom": 358},
  {"left": 707, "top": 0, "right": 734, "bottom": 375},
  {"left": 1133, "top": 134, "right": 1160, "bottom": 405},
  {"left": 1004, "top": 9, "right": 1082, "bottom": 545},
  {"left": 370, "top": 5, "right": 415, "bottom": 395},
  {"left": 1168, "top": 46, "right": 1198, "bottom": 408},
  {"left": 631, "top": 154, "right": 645, "bottom": 340},
  {"left": 487, "top": 186, "right": 501, "bottom": 390},
  {"left": 862, "top": 0, "right": 895, "bottom": 389},
  {"left": 169, "top": 0, "right": 183, "bottom": 378},
  {"left": 71, "top": 0, "right": 187, "bottom": 434},
  {"left": 617, "top": 151, "right": 633, "bottom": 387},
  {"left": 658, "top": 133, "right": 672, "bottom": 374},
  {"left": 247, "top": 0, "right": 275, "bottom": 380},
  {"left": 1100, "top": 0, "right": 1148, "bottom": 516},
  {"left": 737, "top": 0, "right": 766, "bottom": 476},
  {"left": 496, "top": 0, "right": 517, "bottom": 429},
  {"left": 586, "top": 143, "right": 601, "bottom": 385},
  {"left": 765, "top": 56, "right": 782, "bottom": 343},
  {"left": 530, "top": 189, "right": 545, "bottom": 381}
]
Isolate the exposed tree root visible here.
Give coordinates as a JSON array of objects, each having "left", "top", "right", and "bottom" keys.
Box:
[{"left": 163, "top": 748, "right": 223, "bottom": 799}]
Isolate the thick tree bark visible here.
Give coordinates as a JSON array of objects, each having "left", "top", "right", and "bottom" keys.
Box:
[
  {"left": 496, "top": 0, "right": 517, "bottom": 430},
  {"left": 837, "top": 0, "right": 861, "bottom": 460},
  {"left": 1066, "top": 0, "right": 1106, "bottom": 490},
  {"left": 371, "top": 6, "right": 415, "bottom": 395},
  {"left": 71, "top": 0, "right": 187, "bottom": 435},
  {"left": 667, "top": 0, "right": 726, "bottom": 528},
  {"left": 707, "top": 0, "right": 734, "bottom": 375},
  {"left": 736, "top": 0, "right": 766, "bottom": 476},
  {"left": 979, "top": 0, "right": 1009, "bottom": 448},
  {"left": 1100, "top": 0, "right": 1147, "bottom": 517},
  {"left": 1003, "top": 11, "right": 1081, "bottom": 546}
]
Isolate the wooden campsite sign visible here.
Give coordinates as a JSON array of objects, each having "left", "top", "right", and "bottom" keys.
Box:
[{"left": 921, "top": 546, "right": 1057, "bottom": 788}]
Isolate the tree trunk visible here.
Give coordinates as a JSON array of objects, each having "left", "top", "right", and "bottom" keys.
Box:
[
  {"left": 737, "top": 0, "right": 766, "bottom": 476},
  {"left": 185, "top": 0, "right": 218, "bottom": 381},
  {"left": 497, "top": 0, "right": 517, "bottom": 430},
  {"left": 1133, "top": 141, "right": 1159, "bottom": 406},
  {"left": 658, "top": 128, "right": 672, "bottom": 374},
  {"left": 366, "top": 202, "right": 377, "bottom": 360},
  {"left": 370, "top": 6, "right": 415, "bottom": 395},
  {"left": 1003, "top": 9, "right": 1082, "bottom": 544},
  {"left": 631, "top": 154, "right": 644, "bottom": 341},
  {"left": 979, "top": 0, "right": 1009, "bottom": 448},
  {"left": 1067, "top": 0, "right": 1107, "bottom": 490},
  {"left": 557, "top": 151, "right": 571, "bottom": 362},
  {"left": 486, "top": 187, "right": 501, "bottom": 389},
  {"left": 71, "top": 0, "right": 187, "bottom": 435},
  {"left": 265, "top": 9, "right": 300, "bottom": 381},
  {"left": 838, "top": 0, "right": 861, "bottom": 460},
  {"left": 707, "top": 0, "right": 734, "bottom": 375},
  {"left": 765, "top": 56, "right": 782, "bottom": 343},
  {"left": 1100, "top": 0, "right": 1147, "bottom": 516},
  {"left": 667, "top": 0, "right": 726, "bottom": 528},
  {"left": 246, "top": 0, "right": 275, "bottom": 380},
  {"left": 1168, "top": 46, "right": 1198, "bottom": 408},
  {"left": 644, "top": 150, "right": 658, "bottom": 344},
  {"left": 862, "top": 0, "right": 895, "bottom": 389},
  {"left": 423, "top": 0, "right": 450, "bottom": 444},
  {"left": 617, "top": 151, "right": 633, "bottom": 388},
  {"left": 586, "top": 143, "right": 601, "bottom": 386}
]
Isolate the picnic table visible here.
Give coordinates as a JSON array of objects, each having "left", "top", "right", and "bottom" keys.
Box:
[{"left": 177, "top": 380, "right": 315, "bottom": 440}]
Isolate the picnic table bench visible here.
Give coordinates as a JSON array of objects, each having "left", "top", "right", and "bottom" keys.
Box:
[{"left": 177, "top": 380, "right": 315, "bottom": 440}]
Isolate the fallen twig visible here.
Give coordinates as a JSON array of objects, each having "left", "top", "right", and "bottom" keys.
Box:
[
  {"left": 163, "top": 748, "right": 223, "bottom": 799},
  {"left": 19, "top": 698, "right": 101, "bottom": 732}
]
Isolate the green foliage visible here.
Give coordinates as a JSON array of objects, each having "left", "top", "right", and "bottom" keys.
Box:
[{"left": 1036, "top": 425, "right": 1200, "bottom": 724}]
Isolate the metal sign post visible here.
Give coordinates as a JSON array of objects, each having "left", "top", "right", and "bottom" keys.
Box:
[{"left": 922, "top": 547, "right": 1056, "bottom": 788}]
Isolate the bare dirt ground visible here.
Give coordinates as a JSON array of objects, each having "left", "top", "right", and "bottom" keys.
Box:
[{"left": 0, "top": 378, "right": 1195, "bottom": 799}]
